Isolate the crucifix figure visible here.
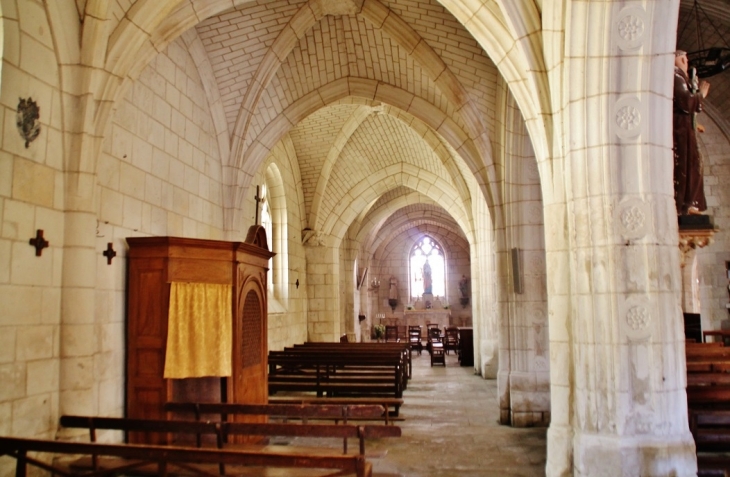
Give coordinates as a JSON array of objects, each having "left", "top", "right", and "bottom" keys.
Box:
[{"left": 254, "top": 185, "right": 262, "bottom": 225}]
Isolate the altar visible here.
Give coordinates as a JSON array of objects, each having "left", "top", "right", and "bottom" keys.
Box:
[{"left": 401, "top": 309, "right": 452, "bottom": 329}]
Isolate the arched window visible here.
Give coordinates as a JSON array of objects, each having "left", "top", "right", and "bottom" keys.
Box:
[
  {"left": 409, "top": 236, "right": 445, "bottom": 299},
  {"left": 259, "top": 183, "right": 273, "bottom": 291},
  {"left": 262, "top": 163, "right": 288, "bottom": 303}
]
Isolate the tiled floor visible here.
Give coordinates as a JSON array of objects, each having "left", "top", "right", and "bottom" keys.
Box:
[{"left": 290, "top": 350, "right": 548, "bottom": 477}]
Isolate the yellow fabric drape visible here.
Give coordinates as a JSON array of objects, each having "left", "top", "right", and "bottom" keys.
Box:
[{"left": 164, "top": 282, "right": 232, "bottom": 378}]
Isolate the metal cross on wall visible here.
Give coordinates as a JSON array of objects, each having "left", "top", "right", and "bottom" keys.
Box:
[
  {"left": 254, "top": 185, "right": 262, "bottom": 225},
  {"left": 29, "top": 229, "right": 49, "bottom": 256}
]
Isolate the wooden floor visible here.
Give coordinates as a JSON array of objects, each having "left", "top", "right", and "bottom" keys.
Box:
[{"left": 284, "top": 350, "right": 548, "bottom": 477}]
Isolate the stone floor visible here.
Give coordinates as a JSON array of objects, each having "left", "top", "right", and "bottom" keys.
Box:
[{"left": 290, "top": 350, "right": 548, "bottom": 477}]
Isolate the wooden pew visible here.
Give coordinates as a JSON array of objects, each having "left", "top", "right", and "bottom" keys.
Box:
[
  {"left": 686, "top": 346, "right": 730, "bottom": 361},
  {"left": 269, "top": 343, "right": 408, "bottom": 379},
  {"left": 267, "top": 397, "right": 404, "bottom": 423},
  {"left": 268, "top": 348, "right": 407, "bottom": 409},
  {"left": 164, "top": 401, "right": 398, "bottom": 425},
  {"left": 60, "top": 415, "right": 401, "bottom": 457},
  {"left": 690, "top": 409, "right": 730, "bottom": 450},
  {"left": 685, "top": 342, "right": 730, "bottom": 475},
  {"left": 688, "top": 385, "right": 730, "bottom": 409},
  {"left": 0, "top": 436, "right": 374, "bottom": 477},
  {"left": 291, "top": 342, "right": 411, "bottom": 382},
  {"left": 294, "top": 342, "right": 412, "bottom": 379}
]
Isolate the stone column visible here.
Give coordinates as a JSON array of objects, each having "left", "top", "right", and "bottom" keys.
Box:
[
  {"left": 59, "top": 207, "right": 100, "bottom": 417},
  {"left": 303, "top": 231, "right": 340, "bottom": 342},
  {"left": 472, "top": 195, "right": 498, "bottom": 378},
  {"left": 560, "top": 2, "right": 696, "bottom": 475},
  {"left": 497, "top": 93, "right": 550, "bottom": 427}
]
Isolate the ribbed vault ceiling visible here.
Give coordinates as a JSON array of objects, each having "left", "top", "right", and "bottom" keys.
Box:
[
  {"left": 192, "top": 0, "right": 493, "bottom": 248},
  {"left": 186, "top": 0, "right": 730, "bottom": 250}
]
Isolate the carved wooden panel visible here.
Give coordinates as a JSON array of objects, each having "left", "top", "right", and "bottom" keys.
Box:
[{"left": 242, "top": 291, "right": 261, "bottom": 368}]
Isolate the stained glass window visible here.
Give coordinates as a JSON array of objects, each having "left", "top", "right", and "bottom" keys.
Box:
[{"left": 409, "top": 236, "right": 445, "bottom": 299}]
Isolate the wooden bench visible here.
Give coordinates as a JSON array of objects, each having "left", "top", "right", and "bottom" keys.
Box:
[
  {"left": 690, "top": 409, "right": 730, "bottom": 451},
  {"left": 294, "top": 342, "right": 412, "bottom": 379},
  {"left": 685, "top": 342, "right": 730, "bottom": 476},
  {"left": 697, "top": 455, "right": 730, "bottom": 477},
  {"left": 60, "top": 415, "right": 401, "bottom": 457},
  {"left": 268, "top": 349, "right": 407, "bottom": 410},
  {"left": 286, "top": 344, "right": 411, "bottom": 385},
  {"left": 686, "top": 346, "right": 730, "bottom": 360},
  {"left": 164, "top": 401, "right": 398, "bottom": 425},
  {"left": 267, "top": 397, "right": 405, "bottom": 423},
  {"left": 0, "top": 435, "right": 374, "bottom": 477}
]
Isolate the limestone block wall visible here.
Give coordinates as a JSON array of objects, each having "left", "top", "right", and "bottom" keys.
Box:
[
  {"left": 696, "top": 111, "right": 730, "bottom": 331},
  {"left": 0, "top": 2, "right": 65, "bottom": 442},
  {"left": 89, "top": 36, "right": 228, "bottom": 423},
  {"left": 305, "top": 243, "right": 340, "bottom": 342},
  {"left": 98, "top": 38, "right": 226, "bottom": 240}
]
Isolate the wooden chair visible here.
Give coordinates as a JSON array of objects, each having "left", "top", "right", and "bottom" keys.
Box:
[
  {"left": 426, "top": 324, "right": 442, "bottom": 356},
  {"left": 385, "top": 325, "right": 399, "bottom": 342},
  {"left": 397, "top": 326, "right": 408, "bottom": 343},
  {"left": 430, "top": 341, "right": 445, "bottom": 367},
  {"left": 427, "top": 325, "right": 441, "bottom": 344},
  {"left": 408, "top": 326, "right": 423, "bottom": 355},
  {"left": 444, "top": 327, "right": 459, "bottom": 354},
  {"left": 426, "top": 323, "right": 440, "bottom": 335}
]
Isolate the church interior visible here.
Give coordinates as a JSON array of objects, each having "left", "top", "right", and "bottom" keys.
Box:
[{"left": 2, "top": 0, "right": 730, "bottom": 475}]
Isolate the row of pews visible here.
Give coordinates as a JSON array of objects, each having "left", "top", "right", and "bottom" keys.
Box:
[
  {"left": 686, "top": 339, "right": 730, "bottom": 476},
  {"left": 268, "top": 342, "right": 412, "bottom": 415},
  {"left": 2, "top": 400, "right": 403, "bottom": 476},
  {"left": 1, "top": 341, "right": 412, "bottom": 476}
]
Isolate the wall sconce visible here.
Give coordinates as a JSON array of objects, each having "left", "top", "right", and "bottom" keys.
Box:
[
  {"left": 368, "top": 277, "right": 380, "bottom": 290},
  {"left": 295, "top": 278, "right": 299, "bottom": 289}
]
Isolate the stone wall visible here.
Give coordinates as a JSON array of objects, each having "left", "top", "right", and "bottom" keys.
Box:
[
  {"left": 697, "top": 109, "right": 730, "bottom": 331},
  {"left": 0, "top": 1, "right": 65, "bottom": 442}
]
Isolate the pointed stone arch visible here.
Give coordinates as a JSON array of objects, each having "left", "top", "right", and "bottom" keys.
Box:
[{"left": 322, "top": 170, "right": 469, "bottom": 243}]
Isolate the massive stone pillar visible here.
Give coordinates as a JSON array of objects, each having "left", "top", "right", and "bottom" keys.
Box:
[
  {"left": 472, "top": 194, "right": 499, "bottom": 378},
  {"left": 555, "top": 1, "right": 697, "bottom": 474},
  {"left": 497, "top": 92, "right": 550, "bottom": 427},
  {"left": 303, "top": 230, "right": 340, "bottom": 342}
]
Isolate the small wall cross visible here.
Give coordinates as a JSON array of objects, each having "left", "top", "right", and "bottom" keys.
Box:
[
  {"left": 103, "top": 242, "right": 117, "bottom": 265},
  {"left": 29, "top": 229, "right": 49, "bottom": 256}
]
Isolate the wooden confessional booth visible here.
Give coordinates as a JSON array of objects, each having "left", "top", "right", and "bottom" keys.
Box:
[{"left": 125, "top": 227, "right": 274, "bottom": 444}]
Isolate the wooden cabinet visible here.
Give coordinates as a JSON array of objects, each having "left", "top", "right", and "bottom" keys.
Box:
[
  {"left": 457, "top": 327, "right": 473, "bottom": 367},
  {"left": 126, "top": 232, "right": 273, "bottom": 443}
]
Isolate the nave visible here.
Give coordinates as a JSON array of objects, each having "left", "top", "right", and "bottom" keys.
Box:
[{"left": 290, "top": 352, "right": 547, "bottom": 477}]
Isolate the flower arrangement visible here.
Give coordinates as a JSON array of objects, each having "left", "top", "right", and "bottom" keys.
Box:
[{"left": 373, "top": 324, "right": 386, "bottom": 339}]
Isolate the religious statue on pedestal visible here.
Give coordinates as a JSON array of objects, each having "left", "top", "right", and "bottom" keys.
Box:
[
  {"left": 459, "top": 274, "right": 469, "bottom": 308},
  {"left": 388, "top": 276, "right": 398, "bottom": 300},
  {"left": 459, "top": 275, "right": 469, "bottom": 298},
  {"left": 423, "top": 260, "right": 432, "bottom": 295},
  {"left": 388, "top": 276, "right": 398, "bottom": 311},
  {"left": 673, "top": 50, "right": 710, "bottom": 216}
]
